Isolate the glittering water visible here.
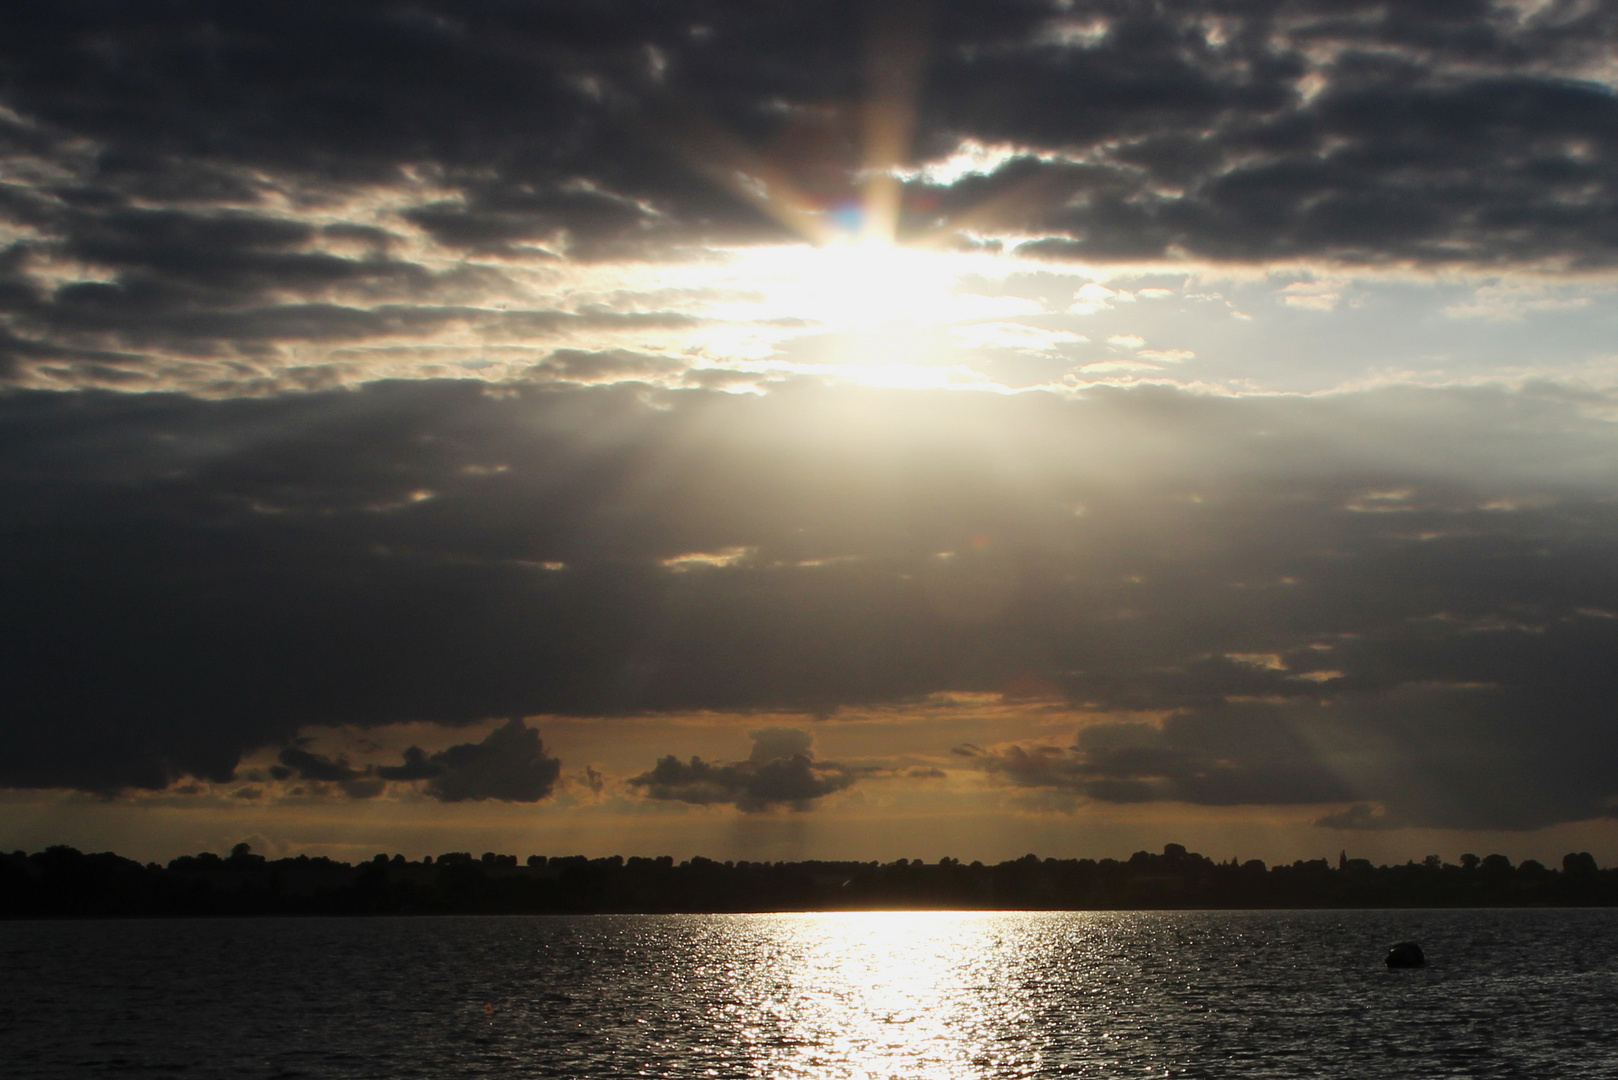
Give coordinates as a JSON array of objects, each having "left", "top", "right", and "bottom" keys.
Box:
[{"left": 3, "top": 909, "right": 1617, "bottom": 1078}]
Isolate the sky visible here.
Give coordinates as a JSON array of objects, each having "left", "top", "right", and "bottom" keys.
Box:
[{"left": 5, "top": 0, "right": 1618, "bottom": 867}]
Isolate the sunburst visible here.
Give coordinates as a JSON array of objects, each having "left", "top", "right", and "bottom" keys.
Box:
[{"left": 656, "top": 2, "right": 1045, "bottom": 385}]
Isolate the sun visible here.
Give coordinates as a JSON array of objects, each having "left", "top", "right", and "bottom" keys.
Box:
[
  {"left": 649, "top": 0, "right": 991, "bottom": 385},
  {"left": 656, "top": 5, "right": 1055, "bottom": 390},
  {"left": 669, "top": 235, "right": 1045, "bottom": 390},
  {"left": 782, "top": 240, "right": 962, "bottom": 334},
  {"left": 712, "top": 239, "right": 987, "bottom": 384}
]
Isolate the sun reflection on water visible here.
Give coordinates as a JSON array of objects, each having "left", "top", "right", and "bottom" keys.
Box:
[
  {"left": 720, "top": 911, "right": 1049, "bottom": 1079},
  {"left": 12, "top": 911, "right": 1615, "bottom": 1078}
]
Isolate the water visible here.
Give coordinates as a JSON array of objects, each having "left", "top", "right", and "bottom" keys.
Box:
[{"left": 2, "top": 909, "right": 1616, "bottom": 1078}]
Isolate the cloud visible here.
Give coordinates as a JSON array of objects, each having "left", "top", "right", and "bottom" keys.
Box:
[
  {"left": 260, "top": 719, "right": 561, "bottom": 801},
  {"left": 271, "top": 746, "right": 385, "bottom": 799},
  {"left": 1, "top": 3, "right": 1618, "bottom": 394},
  {"left": 274, "top": 747, "right": 364, "bottom": 784},
  {"left": 628, "top": 727, "right": 855, "bottom": 812},
  {"left": 1280, "top": 280, "right": 1344, "bottom": 312},
  {"left": 1444, "top": 282, "right": 1594, "bottom": 321},
  {"left": 374, "top": 746, "right": 443, "bottom": 782},
  {"left": 416, "top": 718, "right": 562, "bottom": 803},
  {"left": 3, "top": 377, "right": 1618, "bottom": 828},
  {"left": 5, "top": 2, "right": 1618, "bottom": 848},
  {"left": 967, "top": 706, "right": 1355, "bottom": 810},
  {"left": 924, "top": 3, "right": 1618, "bottom": 266},
  {"left": 1315, "top": 803, "right": 1402, "bottom": 831},
  {"left": 524, "top": 348, "right": 688, "bottom": 386}
]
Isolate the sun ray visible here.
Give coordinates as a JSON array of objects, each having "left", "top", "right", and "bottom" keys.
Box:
[
  {"left": 633, "top": 0, "right": 1082, "bottom": 388},
  {"left": 860, "top": 0, "right": 929, "bottom": 246}
]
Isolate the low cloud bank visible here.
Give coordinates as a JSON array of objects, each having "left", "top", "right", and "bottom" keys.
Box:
[
  {"left": 269, "top": 719, "right": 561, "bottom": 803},
  {"left": 629, "top": 728, "right": 856, "bottom": 812}
]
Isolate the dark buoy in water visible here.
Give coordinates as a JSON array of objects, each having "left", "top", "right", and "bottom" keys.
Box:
[{"left": 1385, "top": 941, "right": 1425, "bottom": 968}]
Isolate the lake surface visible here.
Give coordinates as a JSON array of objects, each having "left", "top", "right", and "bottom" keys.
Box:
[{"left": 3, "top": 909, "right": 1616, "bottom": 1078}]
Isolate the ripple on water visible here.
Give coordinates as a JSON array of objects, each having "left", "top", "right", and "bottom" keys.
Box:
[{"left": 1, "top": 909, "right": 1617, "bottom": 1078}]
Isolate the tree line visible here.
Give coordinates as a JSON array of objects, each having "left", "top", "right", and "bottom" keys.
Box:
[{"left": 3, "top": 842, "right": 1614, "bottom": 918}]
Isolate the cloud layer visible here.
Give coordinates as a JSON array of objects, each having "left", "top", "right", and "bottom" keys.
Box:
[
  {"left": 3, "top": 1, "right": 1618, "bottom": 392},
  {"left": 2, "top": 379, "right": 1617, "bottom": 829},
  {"left": 4, "top": 4, "right": 1618, "bottom": 842}
]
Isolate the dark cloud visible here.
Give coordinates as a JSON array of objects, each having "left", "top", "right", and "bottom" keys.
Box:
[
  {"left": 1, "top": 1, "right": 1614, "bottom": 841},
  {"left": 965, "top": 625, "right": 1618, "bottom": 831},
  {"left": 0, "top": 0, "right": 1614, "bottom": 389},
  {"left": 264, "top": 720, "right": 560, "bottom": 801},
  {"left": 628, "top": 727, "right": 856, "bottom": 811},
  {"left": 524, "top": 348, "right": 689, "bottom": 386},
  {"left": 275, "top": 746, "right": 363, "bottom": 784},
  {"left": 1315, "top": 803, "right": 1401, "bottom": 831},
  {"left": 914, "top": 3, "right": 1618, "bottom": 265},
  {"left": 272, "top": 746, "right": 385, "bottom": 799},
  {"left": 967, "top": 706, "right": 1355, "bottom": 809},
  {"left": 2, "top": 375, "right": 1618, "bottom": 827},
  {"left": 419, "top": 718, "right": 562, "bottom": 803},
  {"left": 374, "top": 746, "right": 443, "bottom": 783},
  {"left": 2, "top": 1, "right": 1618, "bottom": 403}
]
